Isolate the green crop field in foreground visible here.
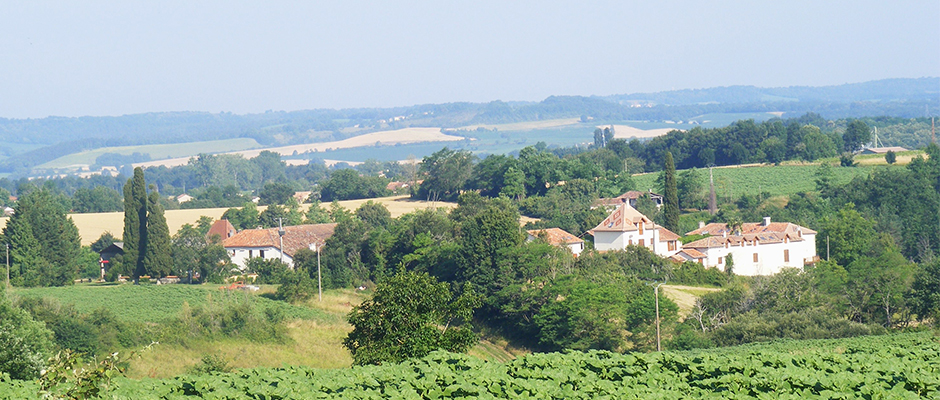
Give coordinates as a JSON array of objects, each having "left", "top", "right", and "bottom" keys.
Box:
[
  {"left": 38, "top": 138, "right": 262, "bottom": 168},
  {"left": 633, "top": 163, "right": 904, "bottom": 199},
  {"left": 2, "top": 330, "right": 936, "bottom": 398}
]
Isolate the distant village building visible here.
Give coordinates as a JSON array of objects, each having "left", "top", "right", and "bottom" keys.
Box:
[
  {"left": 861, "top": 146, "right": 908, "bottom": 155},
  {"left": 526, "top": 228, "right": 585, "bottom": 257},
  {"left": 223, "top": 223, "right": 337, "bottom": 269},
  {"left": 2, "top": 207, "right": 14, "bottom": 217},
  {"left": 175, "top": 194, "right": 194, "bottom": 203},
  {"left": 206, "top": 219, "right": 237, "bottom": 241},
  {"left": 683, "top": 218, "right": 817, "bottom": 276},
  {"left": 588, "top": 203, "right": 681, "bottom": 257},
  {"left": 98, "top": 242, "right": 124, "bottom": 280},
  {"left": 293, "top": 191, "right": 312, "bottom": 204},
  {"left": 593, "top": 190, "right": 664, "bottom": 211}
]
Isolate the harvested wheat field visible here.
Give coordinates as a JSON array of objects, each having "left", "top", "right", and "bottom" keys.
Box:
[
  {"left": 453, "top": 118, "right": 581, "bottom": 132},
  {"left": 609, "top": 124, "right": 676, "bottom": 139},
  {"left": 134, "top": 128, "right": 465, "bottom": 169},
  {"left": 0, "top": 196, "right": 456, "bottom": 245}
]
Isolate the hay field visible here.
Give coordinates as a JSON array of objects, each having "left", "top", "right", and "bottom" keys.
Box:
[
  {"left": 39, "top": 138, "right": 262, "bottom": 169},
  {"left": 0, "top": 195, "right": 456, "bottom": 245},
  {"left": 134, "top": 128, "right": 464, "bottom": 169},
  {"left": 608, "top": 124, "right": 676, "bottom": 139},
  {"left": 454, "top": 118, "right": 581, "bottom": 132}
]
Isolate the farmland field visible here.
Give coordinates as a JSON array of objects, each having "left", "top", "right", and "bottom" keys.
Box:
[
  {"left": 2, "top": 330, "right": 936, "bottom": 398},
  {"left": 38, "top": 138, "right": 262, "bottom": 169},
  {"left": 0, "top": 195, "right": 455, "bottom": 245},
  {"left": 133, "top": 128, "right": 466, "bottom": 168},
  {"left": 632, "top": 163, "right": 904, "bottom": 199}
]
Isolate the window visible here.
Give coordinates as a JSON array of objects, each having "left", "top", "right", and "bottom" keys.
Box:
[
  {"left": 260, "top": 250, "right": 266, "bottom": 258},
  {"left": 784, "top": 249, "right": 789, "bottom": 263},
  {"left": 638, "top": 223, "right": 644, "bottom": 235},
  {"left": 639, "top": 239, "right": 645, "bottom": 247},
  {"left": 718, "top": 257, "right": 724, "bottom": 265},
  {"left": 753, "top": 253, "right": 758, "bottom": 262},
  {"left": 668, "top": 241, "right": 676, "bottom": 251},
  {"left": 248, "top": 250, "right": 253, "bottom": 258}
]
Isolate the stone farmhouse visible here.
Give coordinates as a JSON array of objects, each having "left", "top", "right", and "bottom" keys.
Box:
[
  {"left": 223, "top": 223, "right": 337, "bottom": 269},
  {"left": 526, "top": 228, "right": 585, "bottom": 257},
  {"left": 587, "top": 200, "right": 817, "bottom": 276},
  {"left": 587, "top": 203, "right": 681, "bottom": 258},
  {"left": 681, "top": 218, "right": 817, "bottom": 276}
]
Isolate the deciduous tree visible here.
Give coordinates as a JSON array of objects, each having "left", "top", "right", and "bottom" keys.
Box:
[{"left": 344, "top": 269, "right": 480, "bottom": 365}]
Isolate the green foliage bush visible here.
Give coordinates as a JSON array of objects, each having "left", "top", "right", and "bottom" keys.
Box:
[{"left": 0, "top": 294, "right": 54, "bottom": 380}]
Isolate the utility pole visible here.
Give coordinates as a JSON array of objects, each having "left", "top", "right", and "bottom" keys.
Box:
[
  {"left": 316, "top": 242, "right": 322, "bottom": 302},
  {"left": 647, "top": 276, "right": 667, "bottom": 352}
]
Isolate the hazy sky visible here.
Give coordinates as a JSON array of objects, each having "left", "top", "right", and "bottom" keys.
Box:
[{"left": 2, "top": 1, "right": 938, "bottom": 119}]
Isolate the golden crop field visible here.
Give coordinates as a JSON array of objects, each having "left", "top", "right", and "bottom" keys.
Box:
[
  {"left": 0, "top": 196, "right": 456, "bottom": 245},
  {"left": 453, "top": 118, "right": 581, "bottom": 132},
  {"left": 133, "top": 127, "right": 465, "bottom": 169},
  {"left": 609, "top": 124, "right": 676, "bottom": 139}
]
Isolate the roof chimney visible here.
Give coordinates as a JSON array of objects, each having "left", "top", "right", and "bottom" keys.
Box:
[
  {"left": 763, "top": 217, "right": 771, "bottom": 226},
  {"left": 698, "top": 221, "right": 705, "bottom": 229}
]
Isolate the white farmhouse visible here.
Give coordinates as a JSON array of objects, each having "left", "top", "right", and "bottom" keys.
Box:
[
  {"left": 223, "top": 223, "right": 337, "bottom": 269},
  {"left": 526, "top": 228, "right": 585, "bottom": 257},
  {"left": 588, "top": 203, "right": 681, "bottom": 257},
  {"left": 682, "top": 218, "right": 817, "bottom": 276}
]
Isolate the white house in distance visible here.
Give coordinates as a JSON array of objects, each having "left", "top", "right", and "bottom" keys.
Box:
[
  {"left": 681, "top": 218, "right": 817, "bottom": 276},
  {"left": 223, "top": 223, "right": 337, "bottom": 269},
  {"left": 526, "top": 228, "right": 585, "bottom": 257},
  {"left": 588, "top": 203, "right": 681, "bottom": 257}
]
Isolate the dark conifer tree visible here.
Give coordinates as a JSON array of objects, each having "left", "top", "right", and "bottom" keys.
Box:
[
  {"left": 663, "top": 151, "right": 680, "bottom": 233},
  {"left": 123, "top": 167, "right": 148, "bottom": 282},
  {"left": 144, "top": 191, "right": 173, "bottom": 277}
]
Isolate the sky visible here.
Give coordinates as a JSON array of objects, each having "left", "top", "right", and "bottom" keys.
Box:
[{"left": 1, "top": 1, "right": 938, "bottom": 119}]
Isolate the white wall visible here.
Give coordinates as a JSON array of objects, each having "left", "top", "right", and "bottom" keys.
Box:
[
  {"left": 699, "top": 235, "right": 817, "bottom": 276},
  {"left": 228, "top": 246, "right": 294, "bottom": 270}
]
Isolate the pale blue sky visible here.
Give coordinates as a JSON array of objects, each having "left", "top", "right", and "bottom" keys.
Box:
[{"left": 1, "top": 1, "right": 938, "bottom": 118}]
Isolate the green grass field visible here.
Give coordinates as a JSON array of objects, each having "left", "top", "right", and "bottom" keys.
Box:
[
  {"left": 633, "top": 163, "right": 904, "bottom": 199},
  {"left": 9, "top": 283, "right": 333, "bottom": 324},
  {"left": 38, "top": 138, "right": 262, "bottom": 168}
]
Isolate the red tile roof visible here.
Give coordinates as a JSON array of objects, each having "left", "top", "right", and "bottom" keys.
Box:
[
  {"left": 526, "top": 228, "right": 584, "bottom": 245},
  {"left": 207, "top": 220, "right": 236, "bottom": 241},
  {"left": 590, "top": 204, "right": 654, "bottom": 233},
  {"left": 686, "top": 220, "right": 816, "bottom": 237},
  {"left": 222, "top": 223, "right": 337, "bottom": 257}
]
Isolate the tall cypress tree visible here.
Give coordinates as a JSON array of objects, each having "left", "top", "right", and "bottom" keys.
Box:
[
  {"left": 122, "top": 167, "right": 148, "bottom": 282},
  {"left": 663, "top": 151, "right": 680, "bottom": 233},
  {"left": 144, "top": 191, "right": 173, "bottom": 277}
]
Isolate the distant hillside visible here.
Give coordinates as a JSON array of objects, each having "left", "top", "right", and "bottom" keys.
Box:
[
  {"left": 1, "top": 78, "right": 937, "bottom": 174},
  {"left": 602, "top": 77, "right": 939, "bottom": 105}
]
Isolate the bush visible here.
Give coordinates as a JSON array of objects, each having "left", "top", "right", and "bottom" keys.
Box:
[
  {"left": 187, "top": 353, "right": 233, "bottom": 375},
  {"left": 670, "top": 261, "right": 726, "bottom": 287},
  {"left": 275, "top": 271, "right": 318, "bottom": 303},
  {"left": 0, "top": 296, "right": 55, "bottom": 380}
]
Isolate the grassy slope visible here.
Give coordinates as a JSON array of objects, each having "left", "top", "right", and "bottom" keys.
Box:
[
  {"left": 632, "top": 162, "right": 909, "bottom": 198},
  {"left": 10, "top": 284, "right": 520, "bottom": 379}
]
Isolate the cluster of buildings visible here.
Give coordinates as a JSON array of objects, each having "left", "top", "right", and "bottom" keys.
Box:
[
  {"left": 100, "top": 190, "right": 816, "bottom": 279},
  {"left": 528, "top": 192, "right": 817, "bottom": 276}
]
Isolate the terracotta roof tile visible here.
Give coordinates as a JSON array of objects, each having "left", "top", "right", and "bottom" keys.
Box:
[
  {"left": 526, "top": 228, "right": 584, "bottom": 245},
  {"left": 223, "top": 223, "right": 338, "bottom": 257},
  {"left": 590, "top": 204, "right": 653, "bottom": 233},
  {"left": 207, "top": 220, "right": 236, "bottom": 241}
]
